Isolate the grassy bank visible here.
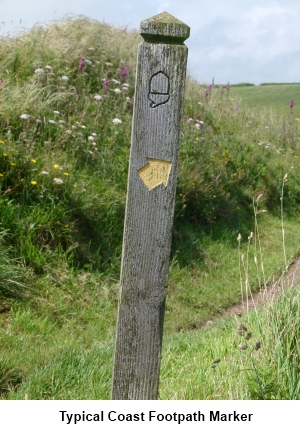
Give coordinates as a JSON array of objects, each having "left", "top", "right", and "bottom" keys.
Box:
[{"left": 0, "top": 16, "right": 300, "bottom": 399}]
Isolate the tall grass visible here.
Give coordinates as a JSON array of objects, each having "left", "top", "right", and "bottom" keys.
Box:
[{"left": 0, "top": 16, "right": 300, "bottom": 399}]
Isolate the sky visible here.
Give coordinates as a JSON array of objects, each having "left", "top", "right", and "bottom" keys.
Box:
[{"left": 0, "top": 0, "right": 299, "bottom": 85}]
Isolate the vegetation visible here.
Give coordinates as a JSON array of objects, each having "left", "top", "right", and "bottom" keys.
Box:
[{"left": 0, "top": 16, "right": 299, "bottom": 399}]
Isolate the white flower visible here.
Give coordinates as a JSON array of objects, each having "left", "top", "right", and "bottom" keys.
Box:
[
  {"left": 126, "top": 97, "right": 132, "bottom": 103},
  {"left": 187, "top": 118, "right": 193, "bottom": 124},
  {"left": 112, "top": 118, "right": 122, "bottom": 125},
  {"left": 85, "top": 60, "right": 93, "bottom": 66},
  {"left": 77, "top": 132, "right": 83, "bottom": 137},
  {"left": 88, "top": 136, "right": 95, "bottom": 141},
  {"left": 59, "top": 120, "right": 65, "bottom": 124},
  {"left": 35, "top": 68, "right": 44, "bottom": 74},
  {"left": 91, "top": 142, "right": 97, "bottom": 146},
  {"left": 195, "top": 123, "right": 201, "bottom": 130},
  {"left": 122, "top": 83, "right": 129, "bottom": 88},
  {"left": 111, "top": 79, "right": 120, "bottom": 84},
  {"left": 94, "top": 94, "right": 103, "bottom": 101},
  {"left": 71, "top": 125, "right": 76, "bottom": 130},
  {"left": 48, "top": 120, "right": 56, "bottom": 124},
  {"left": 66, "top": 130, "right": 72, "bottom": 135},
  {"left": 41, "top": 170, "right": 49, "bottom": 175},
  {"left": 92, "top": 133, "right": 97, "bottom": 136},
  {"left": 81, "top": 125, "right": 86, "bottom": 129},
  {"left": 20, "top": 114, "right": 30, "bottom": 120},
  {"left": 61, "top": 76, "right": 69, "bottom": 81},
  {"left": 36, "top": 119, "right": 42, "bottom": 123},
  {"left": 196, "top": 120, "right": 204, "bottom": 124},
  {"left": 53, "top": 110, "right": 60, "bottom": 115},
  {"left": 114, "top": 88, "right": 122, "bottom": 94},
  {"left": 45, "top": 65, "right": 53, "bottom": 71},
  {"left": 53, "top": 178, "right": 63, "bottom": 184}
]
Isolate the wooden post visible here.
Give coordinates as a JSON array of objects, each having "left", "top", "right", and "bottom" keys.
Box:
[{"left": 111, "top": 12, "right": 190, "bottom": 400}]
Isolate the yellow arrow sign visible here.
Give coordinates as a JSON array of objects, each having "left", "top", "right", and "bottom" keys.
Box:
[{"left": 138, "top": 158, "right": 172, "bottom": 191}]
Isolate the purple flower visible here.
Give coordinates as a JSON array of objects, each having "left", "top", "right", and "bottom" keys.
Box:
[
  {"left": 226, "top": 82, "right": 230, "bottom": 92},
  {"left": 78, "top": 59, "right": 84, "bottom": 71},
  {"left": 290, "top": 99, "right": 294, "bottom": 115},
  {"left": 103, "top": 76, "right": 109, "bottom": 90},
  {"left": 208, "top": 84, "right": 212, "bottom": 91}
]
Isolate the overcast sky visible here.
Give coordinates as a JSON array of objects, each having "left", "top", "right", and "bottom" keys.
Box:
[{"left": 1, "top": 0, "right": 299, "bottom": 85}]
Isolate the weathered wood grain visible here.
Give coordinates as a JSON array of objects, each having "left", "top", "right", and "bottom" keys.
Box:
[{"left": 111, "top": 12, "right": 190, "bottom": 400}]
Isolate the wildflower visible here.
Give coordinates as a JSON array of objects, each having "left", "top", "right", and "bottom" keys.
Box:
[
  {"left": 196, "top": 120, "right": 204, "bottom": 124},
  {"left": 238, "top": 344, "right": 247, "bottom": 350},
  {"left": 53, "top": 110, "right": 60, "bottom": 115},
  {"left": 53, "top": 178, "right": 63, "bottom": 184},
  {"left": 20, "top": 114, "right": 30, "bottom": 120},
  {"left": 0, "top": 140, "right": 4, "bottom": 144},
  {"left": 195, "top": 123, "right": 201, "bottom": 130},
  {"left": 45, "top": 65, "right": 53, "bottom": 71},
  {"left": 126, "top": 97, "right": 132, "bottom": 104},
  {"left": 41, "top": 170, "right": 49, "bottom": 175},
  {"left": 78, "top": 58, "right": 84, "bottom": 70},
  {"left": 254, "top": 341, "right": 261, "bottom": 351},
  {"left": 3, "top": 153, "right": 8, "bottom": 156},
  {"left": 94, "top": 94, "right": 103, "bottom": 100},
  {"left": 103, "top": 76, "right": 109, "bottom": 89},
  {"left": 64, "top": 224, "right": 69, "bottom": 228},
  {"left": 88, "top": 136, "right": 95, "bottom": 141},
  {"left": 10, "top": 162, "right": 16, "bottom": 166},
  {"left": 119, "top": 65, "right": 129, "bottom": 79},
  {"left": 31, "top": 159, "right": 37, "bottom": 163},
  {"left": 112, "top": 118, "right": 122, "bottom": 125},
  {"left": 208, "top": 84, "right": 212, "bottom": 91},
  {"left": 36, "top": 119, "right": 42, "bottom": 123},
  {"left": 290, "top": 99, "right": 294, "bottom": 115},
  {"left": 61, "top": 76, "right": 69, "bottom": 81},
  {"left": 114, "top": 88, "right": 122, "bottom": 94},
  {"left": 73, "top": 184, "right": 77, "bottom": 187},
  {"left": 31, "top": 181, "right": 37, "bottom": 185},
  {"left": 81, "top": 125, "right": 86, "bottom": 129},
  {"left": 53, "top": 164, "right": 59, "bottom": 169},
  {"left": 85, "top": 60, "right": 93, "bottom": 66},
  {"left": 49, "top": 120, "right": 56, "bottom": 124},
  {"left": 237, "top": 233, "right": 241, "bottom": 241},
  {"left": 226, "top": 82, "right": 230, "bottom": 92},
  {"left": 0, "top": 173, "right": 3, "bottom": 177},
  {"left": 66, "top": 130, "right": 72, "bottom": 135},
  {"left": 59, "top": 120, "right": 66, "bottom": 124},
  {"left": 92, "top": 133, "right": 97, "bottom": 136},
  {"left": 187, "top": 118, "right": 193, "bottom": 124},
  {"left": 63, "top": 172, "right": 69, "bottom": 176},
  {"left": 35, "top": 68, "right": 44, "bottom": 74}
]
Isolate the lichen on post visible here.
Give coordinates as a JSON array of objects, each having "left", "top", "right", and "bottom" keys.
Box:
[{"left": 111, "top": 12, "right": 190, "bottom": 400}]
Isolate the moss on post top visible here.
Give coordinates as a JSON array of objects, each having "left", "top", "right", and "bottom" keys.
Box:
[{"left": 140, "top": 12, "right": 190, "bottom": 44}]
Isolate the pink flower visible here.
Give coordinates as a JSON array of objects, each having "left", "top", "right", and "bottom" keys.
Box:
[
  {"left": 78, "top": 59, "right": 84, "bottom": 70},
  {"left": 103, "top": 76, "right": 109, "bottom": 89}
]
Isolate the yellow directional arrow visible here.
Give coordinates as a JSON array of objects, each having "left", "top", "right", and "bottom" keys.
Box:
[{"left": 138, "top": 158, "right": 172, "bottom": 191}]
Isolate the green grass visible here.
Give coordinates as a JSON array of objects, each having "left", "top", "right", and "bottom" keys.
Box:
[
  {"left": 0, "top": 16, "right": 300, "bottom": 399},
  {"left": 230, "top": 83, "right": 300, "bottom": 119}
]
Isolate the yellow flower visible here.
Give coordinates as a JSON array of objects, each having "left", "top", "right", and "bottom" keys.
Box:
[
  {"left": 0, "top": 173, "right": 3, "bottom": 177},
  {"left": 3, "top": 153, "right": 8, "bottom": 157},
  {"left": 31, "top": 181, "right": 37, "bottom": 185},
  {"left": 0, "top": 140, "right": 4, "bottom": 144},
  {"left": 31, "top": 159, "right": 37, "bottom": 163},
  {"left": 53, "top": 164, "right": 59, "bottom": 169},
  {"left": 11, "top": 162, "right": 16, "bottom": 166},
  {"left": 63, "top": 172, "right": 69, "bottom": 176},
  {"left": 64, "top": 224, "right": 69, "bottom": 228},
  {"left": 73, "top": 184, "right": 77, "bottom": 187}
]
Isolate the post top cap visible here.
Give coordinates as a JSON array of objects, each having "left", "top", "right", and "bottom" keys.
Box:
[{"left": 140, "top": 12, "right": 190, "bottom": 43}]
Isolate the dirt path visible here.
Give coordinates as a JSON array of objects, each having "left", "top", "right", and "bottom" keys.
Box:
[{"left": 205, "top": 256, "right": 300, "bottom": 325}]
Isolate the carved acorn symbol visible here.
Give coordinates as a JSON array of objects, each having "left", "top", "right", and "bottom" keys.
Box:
[{"left": 148, "top": 71, "right": 170, "bottom": 108}]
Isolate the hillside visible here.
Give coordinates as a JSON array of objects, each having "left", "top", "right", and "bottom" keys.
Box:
[{"left": 0, "top": 16, "right": 300, "bottom": 399}]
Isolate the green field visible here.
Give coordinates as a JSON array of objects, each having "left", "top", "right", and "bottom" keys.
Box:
[
  {"left": 0, "top": 17, "right": 300, "bottom": 400},
  {"left": 230, "top": 84, "right": 300, "bottom": 118}
]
